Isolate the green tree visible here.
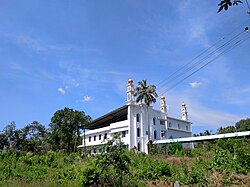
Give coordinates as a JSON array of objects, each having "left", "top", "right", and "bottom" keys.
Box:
[
  {"left": 49, "top": 107, "right": 91, "bottom": 153},
  {"left": 3, "top": 122, "right": 24, "bottom": 150},
  {"left": 96, "top": 134, "right": 130, "bottom": 186},
  {"left": 0, "top": 132, "right": 7, "bottom": 150},
  {"left": 235, "top": 118, "right": 250, "bottom": 132},
  {"left": 134, "top": 80, "right": 158, "bottom": 148},
  {"left": 217, "top": 125, "right": 236, "bottom": 134},
  {"left": 22, "top": 121, "right": 47, "bottom": 154}
]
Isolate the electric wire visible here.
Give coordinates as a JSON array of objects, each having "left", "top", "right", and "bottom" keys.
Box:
[
  {"left": 159, "top": 31, "right": 250, "bottom": 95},
  {"left": 160, "top": 32, "right": 249, "bottom": 95},
  {"left": 246, "top": 0, "right": 250, "bottom": 10},
  {"left": 156, "top": 19, "right": 249, "bottom": 91},
  {"left": 157, "top": 30, "right": 246, "bottom": 93}
]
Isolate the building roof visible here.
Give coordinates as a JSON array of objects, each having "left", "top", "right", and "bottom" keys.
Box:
[
  {"left": 153, "top": 131, "right": 250, "bottom": 144},
  {"left": 87, "top": 105, "right": 128, "bottom": 130}
]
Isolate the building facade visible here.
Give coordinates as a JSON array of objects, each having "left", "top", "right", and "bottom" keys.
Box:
[{"left": 78, "top": 79, "right": 192, "bottom": 154}]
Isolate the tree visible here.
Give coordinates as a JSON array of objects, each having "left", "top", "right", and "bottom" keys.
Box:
[
  {"left": 217, "top": 126, "right": 236, "bottom": 134},
  {"left": 0, "top": 132, "right": 7, "bottom": 150},
  {"left": 134, "top": 80, "right": 158, "bottom": 146},
  {"left": 218, "top": 0, "right": 243, "bottom": 13},
  {"left": 49, "top": 107, "right": 91, "bottom": 153},
  {"left": 235, "top": 118, "right": 250, "bottom": 132},
  {"left": 96, "top": 134, "right": 130, "bottom": 186},
  {"left": 22, "top": 121, "right": 47, "bottom": 154},
  {"left": 3, "top": 122, "right": 24, "bottom": 150}
]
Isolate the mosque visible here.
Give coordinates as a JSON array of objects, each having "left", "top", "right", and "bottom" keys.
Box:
[{"left": 78, "top": 79, "right": 192, "bottom": 154}]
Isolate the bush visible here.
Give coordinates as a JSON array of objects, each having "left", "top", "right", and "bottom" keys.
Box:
[{"left": 80, "top": 164, "right": 100, "bottom": 187}]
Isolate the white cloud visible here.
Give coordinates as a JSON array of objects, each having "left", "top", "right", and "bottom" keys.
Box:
[
  {"left": 81, "top": 96, "right": 92, "bottom": 102},
  {"left": 58, "top": 87, "right": 66, "bottom": 95},
  {"left": 189, "top": 82, "right": 202, "bottom": 88}
]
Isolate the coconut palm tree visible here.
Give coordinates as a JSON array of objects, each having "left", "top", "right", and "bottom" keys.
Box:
[{"left": 134, "top": 80, "right": 158, "bottom": 143}]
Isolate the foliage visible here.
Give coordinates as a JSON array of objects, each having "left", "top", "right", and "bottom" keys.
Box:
[
  {"left": 134, "top": 80, "right": 158, "bottom": 145},
  {"left": 21, "top": 121, "right": 47, "bottom": 154},
  {"left": 210, "top": 138, "right": 250, "bottom": 174},
  {"left": 49, "top": 107, "right": 91, "bottom": 153},
  {"left": 130, "top": 153, "right": 171, "bottom": 180},
  {"left": 3, "top": 122, "right": 24, "bottom": 150},
  {"left": 218, "top": 0, "right": 243, "bottom": 13},
  {"left": 217, "top": 125, "right": 236, "bottom": 134},
  {"left": 168, "top": 142, "right": 184, "bottom": 156},
  {"left": 235, "top": 118, "right": 250, "bottom": 131},
  {"left": 134, "top": 80, "right": 158, "bottom": 107}
]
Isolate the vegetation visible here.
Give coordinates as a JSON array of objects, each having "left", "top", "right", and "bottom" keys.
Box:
[
  {"left": 217, "top": 0, "right": 243, "bottom": 12},
  {"left": 0, "top": 107, "right": 249, "bottom": 186},
  {"left": 0, "top": 135, "right": 249, "bottom": 186},
  {"left": 134, "top": 80, "right": 158, "bottom": 144}
]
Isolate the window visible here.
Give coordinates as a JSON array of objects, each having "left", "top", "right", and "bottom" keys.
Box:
[
  {"left": 93, "top": 148, "right": 96, "bottom": 153},
  {"left": 160, "top": 120, "right": 165, "bottom": 125},
  {"left": 137, "top": 127, "right": 140, "bottom": 137},
  {"left": 122, "top": 131, "right": 126, "bottom": 138},
  {"left": 94, "top": 135, "right": 96, "bottom": 141},
  {"left": 89, "top": 136, "right": 91, "bottom": 142},
  {"left": 99, "top": 134, "right": 102, "bottom": 140},
  {"left": 104, "top": 133, "right": 107, "bottom": 139},
  {"left": 178, "top": 124, "right": 180, "bottom": 129},
  {"left": 169, "top": 122, "right": 172, "bottom": 127},
  {"left": 186, "top": 125, "right": 189, "bottom": 131},
  {"left": 136, "top": 114, "right": 140, "bottom": 122},
  {"left": 154, "top": 130, "right": 157, "bottom": 139},
  {"left": 137, "top": 142, "right": 141, "bottom": 152},
  {"left": 153, "top": 117, "right": 156, "bottom": 125},
  {"left": 161, "top": 131, "right": 166, "bottom": 138}
]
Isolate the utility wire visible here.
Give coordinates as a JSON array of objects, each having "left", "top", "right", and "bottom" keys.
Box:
[
  {"left": 156, "top": 39, "right": 223, "bottom": 87},
  {"left": 246, "top": 0, "right": 250, "bottom": 10},
  {"left": 156, "top": 19, "right": 249, "bottom": 90},
  {"left": 159, "top": 31, "right": 250, "bottom": 95},
  {"left": 157, "top": 30, "right": 246, "bottom": 93}
]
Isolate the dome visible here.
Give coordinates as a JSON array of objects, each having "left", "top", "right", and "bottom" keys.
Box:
[{"left": 128, "top": 79, "right": 133, "bottom": 83}]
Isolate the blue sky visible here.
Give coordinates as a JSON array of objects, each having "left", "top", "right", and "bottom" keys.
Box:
[{"left": 0, "top": 1, "right": 250, "bottom": 134}]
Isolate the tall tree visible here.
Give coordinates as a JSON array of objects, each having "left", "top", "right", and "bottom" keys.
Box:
[
  {"left": 0, "top": 132, "right": 7, "bottom": 150},
  {"left": 235, "top": 118, "right": 250, "bottom": 132},
  {"left": 3, "top": 122, "right": 24, "bottom": 150},
  {"left": 49, "top": 108, "right": 91, "bottom": 153},
  {"left": 22, "top": 121, "right": 47, "bottom": 154},
  {"left": 134, "top": 80, "right": 158, "bottom": 145}
]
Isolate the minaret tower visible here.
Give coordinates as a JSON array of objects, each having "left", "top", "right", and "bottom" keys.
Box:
[
  {"left": 126, "top": 78, "right": 134, "bottom": 105},
  {"left": 181, "top": 101, "right": 188, "bottom": 121},
  {"left": 160, "top": 96, "right": 167, "bottom": 113}
]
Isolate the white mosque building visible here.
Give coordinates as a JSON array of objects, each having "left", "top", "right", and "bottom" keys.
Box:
[{"left": 78, "top": 79, "right": 192, "bottom": 154}]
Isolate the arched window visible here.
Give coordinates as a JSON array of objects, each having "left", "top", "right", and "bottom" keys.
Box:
[
  {"left": 136, "top": 113, "right": 140, "bottom": 122},
  {"left": 153, "top": 117, "right": 156, "bottom": 125}
]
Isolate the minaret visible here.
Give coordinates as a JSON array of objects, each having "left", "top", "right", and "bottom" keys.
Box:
[
  {"left": 126, "top": 78, "right": 134, "bottom": 105},
  {"left": 181, "top": 101, "right": 188, "bottom": 121},
  {"left": 160, "top": 96, "right": 167, "bottom": 113}
]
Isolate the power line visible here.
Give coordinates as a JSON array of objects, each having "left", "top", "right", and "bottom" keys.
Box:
[
  {"left": 156, "top": 19, "right": 249, "bottom": 91},
  {"left": 159, "top": 31, "right": 250, "bottom": 95},
  {"left": 156, "top": 39, "right": 223, "bottom": 87},
  {"left": 157, "top": 30, "right": 246, "bottom": 93}
]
